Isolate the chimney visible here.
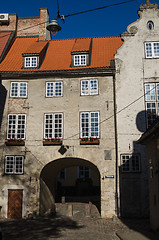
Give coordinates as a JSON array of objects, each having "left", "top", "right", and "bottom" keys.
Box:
[{"left": 39, "top": 8, "right": 51, "bottom": 41}]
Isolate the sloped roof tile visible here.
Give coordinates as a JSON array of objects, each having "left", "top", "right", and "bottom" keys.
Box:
[
  {"left": 0, "top": 32, "right": 12, "bottom": 60},
  {"left": 0, "top": 36, "right": 123, "bottom": 72}
]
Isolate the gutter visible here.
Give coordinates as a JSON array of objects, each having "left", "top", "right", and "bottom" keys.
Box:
[{"left": 113, "top": 70, "right": 119, "bottom": 217}]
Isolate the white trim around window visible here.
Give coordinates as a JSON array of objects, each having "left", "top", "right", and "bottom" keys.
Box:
[
  {"left": 145, "top": 42, "right": 159, "bottom": 58},
  {"left": 5, "top": 156, "right": 24, "bottom": 174},
  {"left": 80, "top": 111, "right": 99, "bottom": 138},
  {"left": 10, "top": 82, "right": 27, "bottom": 98},
  {"left": 121, "top": 154, "right": 140, "bottom": 172},
  {"left": 46, "top": 81, "right": 63, "bottom": 97},
  {"left": 7, "top": 114, "right": 26, "bottom": 139},
  {"left": 24, "top": 56, "right": 37, "bottom": 68},
  {"left": 44, "top": 113, "right": 63, "bottom": 139},
  {"left": 81, "top": 79, "right": 98, "bottom": 95},
  {"left": 74, "top": 55, "right": 86, "bottom": 66}
]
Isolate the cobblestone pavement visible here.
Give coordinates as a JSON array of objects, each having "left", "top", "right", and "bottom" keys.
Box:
[{"left": 0, "top": 215, "right": 155, "bottom": 240}]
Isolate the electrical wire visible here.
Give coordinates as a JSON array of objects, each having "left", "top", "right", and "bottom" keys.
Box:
[
  {"left": 0, "top": 0, "right": 139, "bottom": 40},
  {"left": 63, "top": 85, "right": 156, "bottom": 140},
  {"left": 65, "top": 0, "right": 137, "bottom": 18}
]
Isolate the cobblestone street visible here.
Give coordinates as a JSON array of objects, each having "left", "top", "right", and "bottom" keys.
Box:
[{"left": 0, "top": 215, "right": 157, "bottom": 240}]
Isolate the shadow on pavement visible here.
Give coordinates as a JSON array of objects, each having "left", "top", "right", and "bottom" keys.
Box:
[
  {"left": 0, "top": 214, "right": 83, "bottom": 240},
  {"left": 118, "top": 218, "right": 159, "bottom": 240}
]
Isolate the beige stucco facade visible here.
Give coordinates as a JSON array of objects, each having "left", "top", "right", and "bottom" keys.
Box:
[{"left": 0, "top": 74, "right": 117, "bottom": 218}]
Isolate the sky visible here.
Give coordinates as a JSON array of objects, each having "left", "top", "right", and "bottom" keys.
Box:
[{"left": 0, "top": 0, "right": 158, "bottom": 39}]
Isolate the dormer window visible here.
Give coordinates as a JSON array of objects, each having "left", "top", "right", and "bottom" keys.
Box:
[
  {"left": 74, "top": 55, "right": 86, "bottom": 66},
  {"left": 24, "top": 56, "right": 38, "bottom": 68}
]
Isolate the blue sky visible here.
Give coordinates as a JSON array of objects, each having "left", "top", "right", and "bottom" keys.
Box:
[{"left": 0, "top": 0, "right": 158, "bottom": 39}]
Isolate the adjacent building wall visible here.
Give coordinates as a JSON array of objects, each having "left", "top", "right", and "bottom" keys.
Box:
[{"left": 114, "top": 2, "right": 159, "bottom": 217}]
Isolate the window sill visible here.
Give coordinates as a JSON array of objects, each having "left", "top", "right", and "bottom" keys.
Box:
[
  {"left": 80, "top": 139, "right": 100, "bottom": 145},
  {"left": 5, "top": 140, "right": 25, "bottom": 146},
  {"left": 43, "top": 140, "right": 63, "bottom": 146}
]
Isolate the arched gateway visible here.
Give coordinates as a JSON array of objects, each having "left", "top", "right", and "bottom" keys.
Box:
[{"left": 40, "top": 157, "right": 101, "bottom": 216}]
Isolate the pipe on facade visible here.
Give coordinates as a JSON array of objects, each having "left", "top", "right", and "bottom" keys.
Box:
[{"left": 113, "top": 70, "right": 119, "bottom": 217}]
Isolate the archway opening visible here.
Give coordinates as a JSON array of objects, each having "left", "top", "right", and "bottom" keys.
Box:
[{"left": 40, "top": 158, "right": 101, "bottom": 215}]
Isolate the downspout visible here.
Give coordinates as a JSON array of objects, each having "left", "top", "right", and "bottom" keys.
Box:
[{"left": 113, "top": 69, "right": 119, "bottom": 217}]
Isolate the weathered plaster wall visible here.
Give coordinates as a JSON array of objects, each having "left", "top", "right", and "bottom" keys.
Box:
[
  {"left": 115, "top": 4, "right": 159, "bottom": 217},
  {"left": 0, "top": 75, "right": 116, "bottom": 218}
]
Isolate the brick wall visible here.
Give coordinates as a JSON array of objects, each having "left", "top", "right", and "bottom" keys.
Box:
[{"left": 0, "top": 8, "right": 51, "bottom": 40}]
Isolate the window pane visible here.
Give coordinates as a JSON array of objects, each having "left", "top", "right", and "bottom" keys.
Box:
[
  {"left": 90, "top": 112, "right": 99, "bottom": 137},
  {"left": 78, "top": 166, "right": 90, "bottom": 178},
  {"left": 121, "top": 155, "right": 130, "bottom": 172},
  {"left": 81, "top": 80, "right": 89, "bottom": 95},
  {"left": 81, "top": 55, "right": 86, "bottom": 65},
  {"left": 17, "top": 115, "right": 26, "bottom": 139},
  {"left": 81, "top": 113, "right": 89, "bottom": 137},
  {"left": 145, "top": 43, "right": 152, "bottom": 58},
  {"left": 90, "top": 80, "right": 98, "bottom": 95},
  {"left": 10, "top": 82, "right": 18, "bottom": 97},
  {"left": 54, "top": 114, "right": 63, "bottom": 138},
  {"left": 19, "top": 83, "right": 27, "bottom": 97},
  {"left": 146, "top": 102, "right": 157, "bottom": 127},
  {"left": 5, "top": 156, "right": 14, "bottom": 174},
  {"left": 15, "top": 156, "right": 23, "bottom": 174},
  {"left": 46, "top": 82, "right": 54, "bottom": 97},
  {"left": 153, "top": 42, "right": 159, "bottom": 57},
  {"left": 74, "top": 56, "right": 80, "bottom": 66},
  {"left": 145, "top": 84, "right": 155, "bottom": 101},
  {"left": 44, "top": 114, "right": 53, "bottom": 138},
  {"left": 55, "top": 82, "right": 62, "bottom": 96}
]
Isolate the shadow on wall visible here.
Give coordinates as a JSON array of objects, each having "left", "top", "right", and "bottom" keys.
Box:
[
  {"left": 0, "top": 79, "right": 7, "bottom": 128},
  {"left": 136, "top": 110, "right": 147, "bottom": 133},
  {"left": 119, "top": 110, "right": 149, "bottom": 218}
]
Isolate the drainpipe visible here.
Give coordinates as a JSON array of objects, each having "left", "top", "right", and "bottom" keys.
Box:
[{"left": 113, "top": 70, "right": 119, "bottom": 217}]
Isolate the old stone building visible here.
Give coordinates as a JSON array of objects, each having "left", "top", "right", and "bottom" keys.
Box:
[
  {"left": 0, "top": 9, "right": 122, "bottom": 218},
  {"left": 115, "top": 0, "right": 159, "bottom": 217},
  {"left": 1, "top": 0, "right": 159, "bottom": 220},
  {"left": 138, "top": 119, "right": 159, "bottom": 230}
]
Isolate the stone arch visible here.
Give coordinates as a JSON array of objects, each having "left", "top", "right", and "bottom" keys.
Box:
[{"left": 39, "top": 157, "right": 101, "bottom": 215}]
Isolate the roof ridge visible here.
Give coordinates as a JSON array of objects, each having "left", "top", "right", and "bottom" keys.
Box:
[{"left": 50, "top": 36, "right": 121, "bottom": 42}]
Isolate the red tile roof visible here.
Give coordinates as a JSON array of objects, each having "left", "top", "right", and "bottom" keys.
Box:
[
  {"left": 23, "top": 41, "right": 48, "bottom": 54},
  {"left": 0, "top": 36, "right": 123, "bottom": 72},
  {"left": 0, "top": 32, "right": 12, "bottom": 58},
  {"left": 71, "top": 38, "right": 91, "bottom": 52}
]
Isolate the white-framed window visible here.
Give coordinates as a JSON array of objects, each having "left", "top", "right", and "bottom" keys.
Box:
[
  {"left": 78, "top": 166, "right": 91, "bottom": 178},
  {"left": 74, "top": 55, "right": 86, "bottom": 66},
  {"left": 81, "top": 79, "right": 98, "bottom": 95},
  {"left": 5, "top": 156, "right": 24, "bottom": 174},
  {"left": 80, "top": 111, "right": 99, "bottom": 138},
  {"left": 58, "top": 168, "right": 66, "bottom": 180},
  {"left": 145, "top": 42, "right": 159, "bottom": 58},
  {"left": 24, "top": 56, "right": 37, "bottom": 68},
  {"left": 46, "top": 82, "right": 63, "bottom": 97},
  {"left": 144, "top": 83, "right": 159, "bottom": 127},
  {"left": 7, "top": 114, "right": 26, "bottom": 139},
  {"left": 44, "top": 113, "right": 63, "bottom": 139},
  {"left": 10, "top": 82, "right": 27, "bottom": 98},
  {"left": 121, "top": 154, "right": 140, "bottom": 172}
]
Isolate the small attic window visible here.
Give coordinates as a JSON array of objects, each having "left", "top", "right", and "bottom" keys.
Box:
[
  {"left": 147, "top": 21, "right": 154, "bottom": 30},
  {"left": 24, "top": 56, "right": 38, "bottom": 68},
  {"left": 74, "top": 55, "right": 87, "bottom": 66}
]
